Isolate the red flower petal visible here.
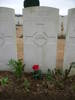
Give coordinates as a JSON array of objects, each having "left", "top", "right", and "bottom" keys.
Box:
[{"left": 32, "top": 64, "right": 39, "bottom": 71}]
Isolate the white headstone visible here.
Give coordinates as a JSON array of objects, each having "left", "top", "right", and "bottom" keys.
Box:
[
  {"left": 64, "top": 8, "right": 75, "bottom": 74},
  {"left": 0, "top": 7, "right": 17, "bottom": 70},
  {"left": 23, "top": 7, "right": 59, "bottom": 72}
]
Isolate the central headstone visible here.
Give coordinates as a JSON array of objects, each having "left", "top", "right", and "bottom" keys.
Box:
[
  {"left": 23, "top": 7, "right": 59, "bottom": 72},
  {"left": 0, "top": 7, "right": 17, "bottom": 70}
]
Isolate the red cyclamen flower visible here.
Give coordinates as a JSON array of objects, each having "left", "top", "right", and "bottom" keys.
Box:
[{"left": 32, "top": 64, "right": 39, "bottom": 71}]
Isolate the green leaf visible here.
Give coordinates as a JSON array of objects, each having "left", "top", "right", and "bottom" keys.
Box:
[
  {"left": 8, "top": 59, "right": 25, "bottom": 78},
  {"left": 0, "top": 77, "right": 8, "bottom": 86},
  {"left": 70, "top": 62, "right": 75, "bottom": 68}
]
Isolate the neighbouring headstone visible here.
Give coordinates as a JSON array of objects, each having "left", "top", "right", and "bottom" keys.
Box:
[
  {"left": 23, "top": 7, "right": 59, "bottom": 72},
  {"left": 64, "top": 8, "right": 75, "bottom": 74},
  {"left": 0, "top": 7, "right": 17, "bottom": 70}
]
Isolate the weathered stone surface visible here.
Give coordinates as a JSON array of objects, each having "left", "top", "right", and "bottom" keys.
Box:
[
  {"left": 0, "top": 7, "right": 17, "bottom": 70},
  {"left": 23, "top": 7, "right": 59, "bottom": 72},
  {"left": 64, "top": 8, "right": 75, "bottom": 75}
]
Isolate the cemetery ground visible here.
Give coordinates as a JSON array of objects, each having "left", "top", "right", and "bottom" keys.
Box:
[{"left": 0, "top": 69, "right": 75, "bottom": 100}]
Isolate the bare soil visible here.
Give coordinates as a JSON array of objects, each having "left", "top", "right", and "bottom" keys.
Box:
[{"left": 0, "top": 71, "right": 75, "bottom": 100}]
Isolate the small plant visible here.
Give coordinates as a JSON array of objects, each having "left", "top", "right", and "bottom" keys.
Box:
[
  {"left": 24, "top": 78, "right": 30, "bottom": 92},
  {"left": 32, "top": 64, "right": 42, "bottom": 80},
  {"left": 8, "top": 59, "right": 25, "bottom": 78},
  {"left": 0, "top": 77, "right": 8, "bottom": 86},
  {"left": 46, "top": 69, "right": 53, "bottom": 81},
  {"left": 64, "top": 62, "right": 75, "bottom": 80},
  {"left": 55, "top": 69, "right": 63, "bottom": 76},
  {"left": 45, "top": 68, "right": 65, "bottom": 89}
]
